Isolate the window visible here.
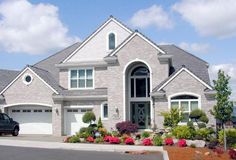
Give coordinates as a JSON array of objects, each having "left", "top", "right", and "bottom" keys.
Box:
[
  {"left": 108, "top": 33, "right": 116, "bottom": 50},
  {"left": 22, "top": 109, "right": 31, "bottom": 113},
  {"left": 81, "top": 109, "right": 92, "bottom": 113},
  {"left": 34, "top": 109, "right": 42, "bottom": 113},
  {"left": 101, "top": 102, "right": 108, "bottom": 120},
  {"left": 70, "top": 69, "right": 93, "bottom": 89},
  {"left": 23, "top": 74, "right": 33, "bottom": 85},
  {"left": 45, "top": 109, "right": 52, "bottom": 112},
  {"left": 67, "top": 109, "right": 78, "bottom": 113},
  {"left": 12, "top": 110, "right": 20, "bottom": 113},
  {"left": 170, "top": 94, "right": 199, "bottom": 123}
]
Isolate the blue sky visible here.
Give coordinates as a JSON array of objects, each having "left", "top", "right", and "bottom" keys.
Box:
[{"left": 0, "top": 0, "right": 236, "bottom": 98}]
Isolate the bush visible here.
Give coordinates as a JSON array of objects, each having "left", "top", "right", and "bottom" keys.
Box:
[
  {"left": 218, "top": 129, "right": 236, "bottom": 146},
  {"left": 109, "top": 137, "right": 120, "bottom": 144},
  {"left": 68, "top": 135, "right": 80, "bottom": 143},
  {"left": 125, "top": 137, "right": 135, "bottom": 145},
  {"left": 165, "top": 138, "right": 174, "bottom": 145},
  {"left": 95, "top": 137, "right": 103, "bottom": 143},
  {"left": 178, "top": 139, "right": 187, "bottom": 147},
  {"left": 173, "top": 126, "right": 193, "bottom": 139},
  {"left": 116, "top": 121, "right": 138, "bottom": 134},
  {"left": 97, "top": 117, "right": 103, "bottom": 128},
  {"left": 161, "top": 108, "right": 183, "bottom": 128},
  {"left": 98, "top": 127, "right": 107, "bottom": 137},
  {"left": 143, "top": 138, "right": 153, "bottom": 146},
  {"left": 153, "top": 135, "right": 163, "bottom": 146},
  {"left": 79, "top": 127, "right": 87, "bottom": 134},
  {"left": 195, "top": 128, "right": 211, "bottom": 140},
  {"left": 80, "top": 132, "right": 90, "bottom": 139},
  {"left": 141, "top": 131, "right": 150, "bottom": 138},
  {"left": 189, "top": 109, "right": 209, "bottom": 124},
  {"left": 111, "top": 130, "right": 119, "bottom": 137},
  {"left": 82, "top": 111, "right": 96, "bottom": 124},
  {"left": 229, "top": 149, "right": 236, "bottom": 159},
  {"left": 86, "top": 136, "right": 94, "bottom": 143}
]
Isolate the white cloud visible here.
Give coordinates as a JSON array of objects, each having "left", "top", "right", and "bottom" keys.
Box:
[
  {"left": 179, "top": 42, "right": 210, "bottom": 54},
  {"left": 130, "top": 5, "right": 173, "bottom": 30},
  {"left": 209, "top": 64, "right": 236, "bottom": 100},
  {"left": 173, "top": 0, "right": 236, "bottom": 38},
  {"left": 0, "top": 0, "right": 79, "bottom": 55}
]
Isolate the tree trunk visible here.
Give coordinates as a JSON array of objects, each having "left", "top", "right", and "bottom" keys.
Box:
[{"left": 223, "top": 123, "right": 227, "bottom": 151}]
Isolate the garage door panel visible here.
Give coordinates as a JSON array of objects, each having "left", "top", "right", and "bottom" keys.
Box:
[{"left": 9, "top": 106, "right": 52, "bottom": 135}]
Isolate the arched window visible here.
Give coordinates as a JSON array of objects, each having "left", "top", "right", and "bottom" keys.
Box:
[
  {"left": 108, "top": 33, "right": 115, "bottom": 50},
  {"left": 101, "top": 102, "right": 108, "bottom": 120},
  {"left": 170, "top": 94, "right": 199, "bottom": 123}
]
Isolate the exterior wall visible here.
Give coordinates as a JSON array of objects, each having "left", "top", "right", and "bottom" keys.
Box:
[
  {"left": 59, "top": 69, "right": 68, "bottom": 89},
  {"left": 154, "top": 71, "right": 216, "bottom": 129},
  {"left": 105, "top": 35, "right": 169, "bottom": 129},
  {"left": 67, "top": 21, "right": 131, "bottom": 62}
]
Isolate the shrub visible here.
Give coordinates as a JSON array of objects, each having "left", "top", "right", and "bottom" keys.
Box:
[
  {"left": 212, "top": 147, "right": 224, "bottom": 156},
  {"left": 165, "top": 138, "right": 174, "bottom": 145},
  {"left": 125, "top": 137, "right": 135, "bottom": 145},
  {"left": 229, "top": 149, "right": 236, "bottom": 159},
  {"left": 153, "top": 135, "right": 163, "bottom": 146},
  {"left": 111, "top": 130, "right": 119, "bottom": 137},
  {"left": 68, "top": 135, "right": 80, "bottom": 143},
  {"left": 116, "top": 121, "right": 138, "bottom": 134},
  {"left": 189, "top": 109, "right": 209, "bottom": 124},
  {"left": 173, "top": 125, "right": 193, "bottom": 139},
  {"left": 82, "top": 111, "right": 96, "bottom": 124},
  {"left": 79, "top": 127, "right": 87, "bottom": 134},
  {"left": 80, "top": 132, "right": 90, "bottom": 139},
  {"left": 141, "top": 131, "right": 150, "bottom": 138},
  {"left": 178, "top": 139, "right": 187, "bottom": 147},
  {"left": 86, "top": 136, "right": 94, "bottom": 143},
  {"left": 95, "top": 137, "right": 103, "bottom": 143},
  {"left": 86, "top": 126, "right": 95, "bottom": 136},
  {"left": 109, "top": 137, "right": 120, "bottom": 144},
  {"left": 218, "top": 129, "right": 236, "bottom": 146},
  {"left": 98, "top": 127, "right": 107, "bottom": 137},
  {"left": 143, "top": 138, "right": 153, "bottom": 146},
  {"left": 161, "top": 108, "right": 183, "bottom": 128},
  {"left": 97, "top": 117, "right": 103, "bottom": 128},
  {"left": 103, "top": 135, "right": 112, "bottom": 142},
  {"left": 195, "top": 128, "right": 210, "bottom": 140}
]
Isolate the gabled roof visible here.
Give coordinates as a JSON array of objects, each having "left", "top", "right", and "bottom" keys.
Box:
[
  {"left": 62, "top": 16, "right": 133, "bottom": 63},
  {"left": 106, "top": 31, "right": 165, "bottom": 57},
  {"left": 0, "top": 69, "right": 20, "bottom": 92},
  {"left": 153, "top": 66, "right": 213, "bottom": 92}
]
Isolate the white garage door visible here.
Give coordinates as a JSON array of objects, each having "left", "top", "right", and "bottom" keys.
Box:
[
  {"left": 64, "top": 108, "right": 92, "bottom": 135},
  {"left": 9, "top": 106, "right": 52, "bottom": 134}
]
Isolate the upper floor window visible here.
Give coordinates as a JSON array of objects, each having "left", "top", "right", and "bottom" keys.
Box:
[
  {"left": 70, "top": 69, "right": 93, "bottom": 89},
  {"left": 170, "top": 94, "right": 199, "bottom": 123},
  {"left": 108, "top": 33, "right": 116, "bottom": 50}
]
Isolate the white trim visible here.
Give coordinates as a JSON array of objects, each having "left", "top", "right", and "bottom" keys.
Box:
[
  {"left": 100, "top": 101, "right": 108, "bottom": 120},
  {"left": 68, "top": 67, "right": 95, "bottom": 90},
  {"left": 157, "top": 68, "right": 213, "bottom": 91},
  {"left": 0, "top": 67, "right": 59, "bottom": 95},
  {"left": 3, "top": 103, "right": 53, "bottom": 108},
  {"left": 64, "top": 105, "right": 94, "bottom": 109},
  {"left": 110, "top": 32, "right": 165, "bottom": 57},
  {"left": 106, "top": 31, "right": 117, "bottom": 51},
  {"left": 63, "top": 17, "right": 132, "bottom": 63},
  {"left": 123, "top": 59, "right": 153, "bottom": 126},
  {"left": 22, "top": 73, "right": 33, "bottom": 85}
]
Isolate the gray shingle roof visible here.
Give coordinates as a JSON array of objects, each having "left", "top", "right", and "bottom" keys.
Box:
[{"left": 0, "top": 69, "right": 20, "bottom": 92}]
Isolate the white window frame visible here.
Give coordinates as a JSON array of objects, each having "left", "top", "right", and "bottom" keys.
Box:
[
  {"left": 22, "top": 73, "right": 33, "bottom": 85},
  {"left": 107, "top": 32, "right": 117, "bottom": 51},
  {"left": 68, "top": 68, "right": 94, "bottom": 90},
  {"left": 101, "top": 101, "right": 108, "bottom": 120},
  {"left": 168, "top": 92, "right": 201, "bottom": 124}
]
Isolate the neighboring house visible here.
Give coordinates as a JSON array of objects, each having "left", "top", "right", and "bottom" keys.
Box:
[{"left": 0, "top": 16, "right": 216, "bottom": 136}]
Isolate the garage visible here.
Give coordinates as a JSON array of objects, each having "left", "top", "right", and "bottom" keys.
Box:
[
  {"left": 8, "top": 106, "right": 52, "bottom": 134},
  {"left": 64, "top": 108, "right": 92, "bottom": 135}
]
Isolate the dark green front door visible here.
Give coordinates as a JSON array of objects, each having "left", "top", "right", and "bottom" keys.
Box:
[{"left": 131, "top": 102, "right": 150, "bottom": 129}]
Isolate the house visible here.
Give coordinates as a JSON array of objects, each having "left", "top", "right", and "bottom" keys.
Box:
[{"left": 0, "top": 16, "right": 216, "bottom": 136}]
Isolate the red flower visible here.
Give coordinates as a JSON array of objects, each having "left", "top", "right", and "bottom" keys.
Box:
[
  {"left": 178, "top": 139, "right": 187, "bottom": 147},
  {"left": 109, "top": 137, "right": 120, "bottom": 144},
  {"left": 228, "top": 149, "right": 236, "bottom": 159},
  {"left": 143, "top": 138, "right": 153, "bottom": 146},
  {"left": 103, "top": 136, "right": 112, "bottom": 142},
  {"left": 125, "top": 137, "right": 135, "bottom": 145},
  {"left": 86, "top": 136, "right": 94, "bottom": 143},
  {"left": 165, "top": 138, "right": 174, "bottom": 145}
]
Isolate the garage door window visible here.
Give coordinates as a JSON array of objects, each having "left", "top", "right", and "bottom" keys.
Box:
[
  {"left": 12, "top": 110, "right": 20, "bottom": 113},
  {"left": 23, "top": 110, "right": 31, "bottom": 113},
  {"left": 67, "top": 109, "right": 78, "bottom": 112},
  {"left": 34, "top": 110, "right": 42, "bottom": 113},
  {"left": 81, "top": 109, "right": 92, "bottom": 113},
  {"left": 45, "top": 109, "right": 52, "bottom": 112}
]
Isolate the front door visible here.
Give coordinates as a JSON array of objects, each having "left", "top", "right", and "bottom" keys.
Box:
[{"left": 131, "top": 102, "right": 150, "bottom": 129}]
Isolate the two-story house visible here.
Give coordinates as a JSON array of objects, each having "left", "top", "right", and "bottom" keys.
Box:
[{"left": 0, "top": 16, "right": 216, "bottom": 136}]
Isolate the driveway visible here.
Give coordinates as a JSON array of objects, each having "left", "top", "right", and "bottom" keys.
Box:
[
  {"left": 0, "top": 134, "right": 64, "bottom": 142},
  {"left": 0, "top": 145, "right": 163, "bottom": 160}
]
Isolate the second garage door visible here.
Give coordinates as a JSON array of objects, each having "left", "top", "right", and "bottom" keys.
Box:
[{"left": 9, "top": 106, "right": 52, "bottom": 134}]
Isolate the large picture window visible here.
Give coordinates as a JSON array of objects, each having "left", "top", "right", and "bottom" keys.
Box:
[
  {"left": 170, "top": 94, "right": 199, "bottom": 123},
  {"left": 70, "top": 69, "right": 93, "bottom": 89}
]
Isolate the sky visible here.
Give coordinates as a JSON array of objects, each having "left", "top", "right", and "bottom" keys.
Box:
[{"left": 0, "top": 0, "right": 236, "bottom": 99}]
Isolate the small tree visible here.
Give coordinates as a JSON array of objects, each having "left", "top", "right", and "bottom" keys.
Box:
[
  {"left": 82, "top": 111, "right": 96, "bottom": 125},
  {"left": 189, "top": 109, "right": 209, "bottom": 128},
  {"left": 97, "top": 117, "right": 103, "bottom": 128},
  {"left": 210, "top": 70, "right": 233, "bottom": 150},
  {"left": 161, "top": 108, "right": 183, "bottom": 128}
]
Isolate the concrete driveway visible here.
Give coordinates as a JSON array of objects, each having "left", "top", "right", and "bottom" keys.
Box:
[{"left": 0, "top": 134, "right": 64, "bottom": 142}]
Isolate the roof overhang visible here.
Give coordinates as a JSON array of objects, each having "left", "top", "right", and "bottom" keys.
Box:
[
  {"left": 103, "top": 56, "right": 118, "bottom": 64},
  {"left": 0, "top": 95, "right": 4, "bottom": 101},
  {"left": 150, "top": 91, "right": 166, "bottom": 99},
  {"left": 56, "top": 60, "right": 108, "bottom": 69},
  {"left": 204, "top": 90, "right": 216, "bottom": 99},
  {"left": 158, "top": 55, "right": 172, "bottom": 64}
]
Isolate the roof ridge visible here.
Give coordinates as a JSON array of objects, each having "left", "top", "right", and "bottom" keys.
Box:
[{"left": 33, "top": 42, "right": 80, "bottom": 67}]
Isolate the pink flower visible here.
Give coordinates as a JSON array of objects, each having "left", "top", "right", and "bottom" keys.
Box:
[
  {"left": 125, "top": 137, "right": 135, "bottom": 145},
  {"left": 165, "top": 138, "right": 174, "bottom": 145},
  {"left": 143, "top": 138, "right": 153, "bottom": 146},
  {"left": 109, "top": 137, "right": 120, "bottom": 144},
  {"left": 86, "top": 136, "right": 94, "bottom": 143},
  {"left": 103, "top": 135, "right": 112, "bottom": 142},
  {"left": 178, "top": 139, "right": 187, "bottom": 147}
]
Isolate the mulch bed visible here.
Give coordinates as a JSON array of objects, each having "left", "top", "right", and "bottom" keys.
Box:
[{"left": 164, "top": 146, "right": 231, "bottom": 160}]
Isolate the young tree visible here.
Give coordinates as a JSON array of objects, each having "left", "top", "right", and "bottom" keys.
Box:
[{"left": 210, "top": 70, "right": 233, "bottom": 150}]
